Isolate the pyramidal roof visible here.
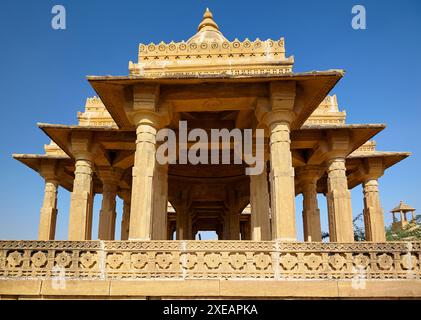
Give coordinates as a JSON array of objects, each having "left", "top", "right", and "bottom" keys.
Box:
[
  {"left": 128, "top": 8, "right": 294, "bottom": 78},
  {"left": 391, "top": 201, "right": 416, "bottom": 213}
]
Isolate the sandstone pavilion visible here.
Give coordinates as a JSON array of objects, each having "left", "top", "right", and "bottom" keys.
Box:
[{"left": 1, "top": 9, "right": 419, "bottom": 299}]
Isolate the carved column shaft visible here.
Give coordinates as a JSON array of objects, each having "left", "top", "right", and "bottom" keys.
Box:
[
  {"left": 176, "top": 206, "right": 191, "bottom": 240},
  {"left": 250, "top": 163, "right": 271, "bottom": 241},
  {"left": 120, "top": 190, "right": 131, "bottom": 240},
  {"left": 229, "top": 211, "right": 241, "bottom": 240},
  {"left": 152, "top": 163, "right": 168, "bottom": 240},
  {"left": 363, "top": 178, "right": 385, "bottom": 241},
  {"left": 302, "top": 181, "right": 322, "bottom": 242},
  {"left": 129, "top": 122, "right": 157, "bottom": 240},
  {"left": 68, "top": 155, "right": 94, "bottom": 240},
  {"left": 326, "top": 158, "right": 354, "bottom": 242},
  {"left": 269, "top": 120, "right": 296, "bottom": 241},
  {"left": 98, "top": 183, "right": 117, "bottom": 240},
  {"left": 38, "top": 179, "right": 58, "bottom": 240}
]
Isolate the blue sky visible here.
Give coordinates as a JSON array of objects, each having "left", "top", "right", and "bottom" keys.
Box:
[{"left": 0, "top": 0, "right": 420, "bottom": 240}]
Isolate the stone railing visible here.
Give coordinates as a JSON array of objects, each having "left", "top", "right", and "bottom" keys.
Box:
[{"left": 0, "top": 241, "right": 420, "bottom": 281}]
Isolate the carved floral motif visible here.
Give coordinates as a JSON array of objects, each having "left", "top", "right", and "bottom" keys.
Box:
[
  {"left": 6, "top": 251, "right": 23, "bottom": 268},
  {"left": 377, "top": 254, "right": 394, "bottom": 270},
  {"left": 180, "top": 253, "right": 197, "bottom": 270},
  {"left": 229, "top": 253, "right": 246, "bottom": 270},
  {"left": 55, "top": 252, "right": 71, "bottom": 268},
  {"left": 280, "top": 253, "right": 298, "bottom": 270},
  {"left": 80, "top": 252, "right": 96, "bottom": 268},
  {"left": 353, "top": 254, "right": 370, "bottom": 269},
  {"left": 328, "top": 254, "right": 346, "bottom": 270},
  {"left": 31, "top": 251, "right": 47, "bottom": 268},
  {"left": 131, "top": 253, "right": 148, "bottom": 269},
  {"left": 253, "top": 253, "right": 271, "bottom": 270},
  {"left": 305, "top": 253, "right": 322, "bottom": 270},
  {"left": 107, "top": 253, "right": 123, "bottom": 269},
  {"left": 204, "top": 253, "right": 221, "bottom": 269},
  {"left": 155, "top": 253, "right": 172, "bottom": 270}
]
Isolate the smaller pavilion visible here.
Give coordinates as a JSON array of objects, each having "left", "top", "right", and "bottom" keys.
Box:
[{"left": 390, "top": 201, "right": 417, "bottom": 231}]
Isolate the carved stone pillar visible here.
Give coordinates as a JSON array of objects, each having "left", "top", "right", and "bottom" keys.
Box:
[
  {"left": 326, "top": 158, "right": 354, "bottom": 242},
  {"left": 152, "top": 163, "right": 168, "bottom": 240},
  {"left": 226, "top": 190, "right": 240, "bottom": 240},
  {"left": 87, "top": 193, "right": 95, "bottom": 240},
  {"left": 68, "top": 134, "right": 94, "bottom": 240},
  {"left": 174, "top": 189, "right": 191, "bottom": 240},
  {"left": 229, "top": 212, "right": 241, "bottom": 240},
  {"left": 127, "top": 85, "right": 170, "bottom": 240},
  {"left": 297, "top": 166, "right": 324, "bottom": 242},
  {"left": 120, "top": 189, "right": 131, "bottom": 240},
  {"left": 363, "top": 178, "right": 385, "bottom": 241},
  {"left": 176, "top": 206, "right": 189, "bottom": 240},
  {"left": 98, "top": 168, "right": 122, "bottom": 240},
  {"left": 129, "top": 118, "right": 157, "bottom": 240},
  {"left": 240, "top": 220, "right": 251, "bottom": 240},
  {"left": 256, "top": 83, "right": 297, "bottom": 241},
  {"left": 359, "top": 158, "right": 386, "bottom": 242},
  {"left": 250, "top": 161, "right": 271, "bottom": 241},
  {"left": 264, "top": 111, "right": 296, "bottom": 241},
  {"left": 38, "top": 178, "right": 59, "bottom": 240}
]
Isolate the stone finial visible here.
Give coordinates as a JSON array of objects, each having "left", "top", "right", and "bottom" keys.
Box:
[{"left": 198, "top": 8, "right": 219, "bottom": 32}]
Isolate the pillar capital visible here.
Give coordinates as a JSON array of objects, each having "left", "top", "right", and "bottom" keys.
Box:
[
  {"left": 126, "top": 84, "right": 172, "bottom": 129},
  {"left": 325, "top": 156, "right": 347, "bottom": 171},
  {"left": 70, "top": 132, "right": 94, "bottom": 162},
  {"left": 296, "top": 165, "right": 325, "bottom": 185},
  {"left": 255, "top": 100, "right": 295, "bottom": 128},
  {"left": 39, "top": 160, "right": 59, "bottom": 183},
  {"left": 269, "top": 81, "right": 296, "bottom": 111},
  {"left": 362, "top": 157, "right": 385, "bottom": 181},
  {"left": 97, "top": 167, "right": 124, "bottom": 186},
  {"left": 325, "top": 130, "right": 351, "bottom": 159},
  {"left": 118, "top": 188, "right": 132, "bottom": 203}
]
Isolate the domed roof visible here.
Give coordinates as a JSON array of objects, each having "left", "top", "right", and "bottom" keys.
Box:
[{"left": 187, "top": 8, "right": 228, "bottom": 44}]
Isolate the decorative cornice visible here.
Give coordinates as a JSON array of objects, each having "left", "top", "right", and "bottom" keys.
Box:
[
  {"left": 129, "top": 9, "right": 293, "bottom": 77},
  {"left": 351, "top": 140, "right": 377, "bottom": 154}
]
